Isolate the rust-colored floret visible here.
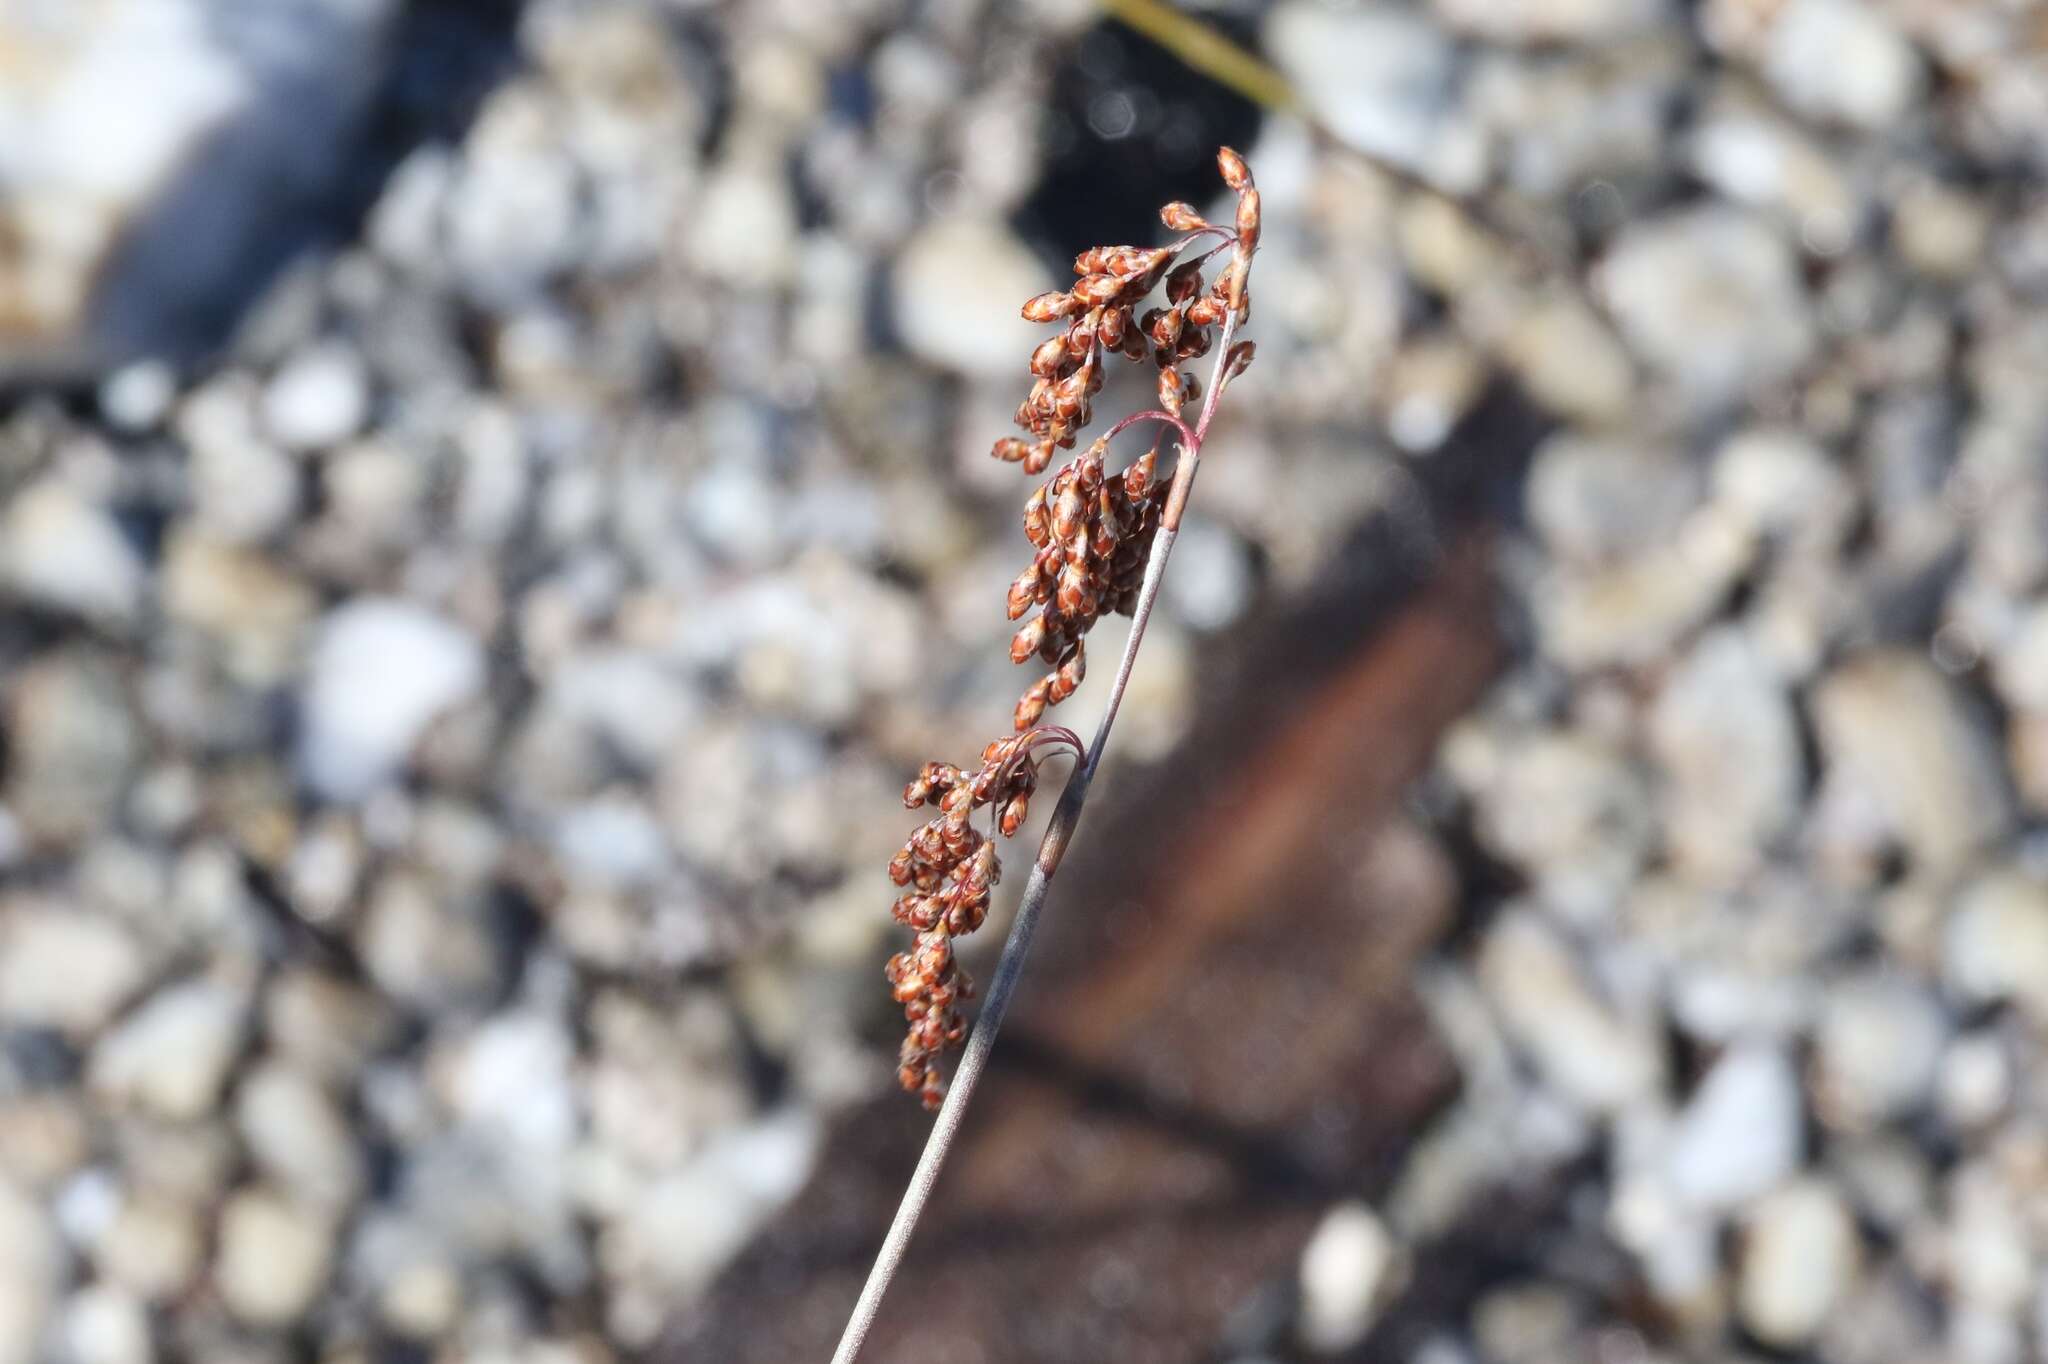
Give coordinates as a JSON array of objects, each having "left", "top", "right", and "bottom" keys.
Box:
[{"left": 885, "top": 148, "right": 1261, "bottom": 1108}]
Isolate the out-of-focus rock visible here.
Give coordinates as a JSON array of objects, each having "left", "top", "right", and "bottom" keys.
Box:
[
  {"left": 0, "top": 479, "right": 145, "bottom": 626},
  {"left": 1298, "top": 1201, "right": 1406, "bottom": 1353},
  {"left": 89, "top": 979, "right": 248, "bottom": 1121},
  {"left": 1598, "top": 207, "right": 1816, "bottom": 407},
  {"left": 0, "top": 0, "right": 402, "bottom": 377},
  {"left": 1810, "top": 652, "right": 2011, "bottom": 875},
  {"left": 1648, "top": 628, "right": 1803, "bottom": 880},
  {"left": 0, "top": 904, "right": 145, "bottom": 1036},
  {"left": 297, "top": 599, "right": 487, "bottom": 801},
  {"left": 891, "top": 215, "right": 1051, "bottom": 378},
  {"left": 1738, "top": 1178, "right": 1860, "bottom": 1347},
  {"left": 214, "top": 1186, "right": 334, "bottom": 1326},
  {"left": 1266, "top": 4, "right": 1482, "bottom": 192},
  {"left": 1665, "top": 1043, "right": 1802, "bottom": 1212},
  {"left": 1477, "top": 910, "right": 1664, "bottom": 1113}
]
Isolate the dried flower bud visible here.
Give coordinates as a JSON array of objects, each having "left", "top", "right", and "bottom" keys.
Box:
[
  {"left": 1007, "top": 562, "right": 1042, "bottom": 619},
  {"left": 1011, "top": 616, "right": 1046, "bottom": 664},
  {"left": 1098, "top": 306, "right": 1129, "bottom": 350},
  {"left": 1014, "top": 676, "right": 1050, "bottom": 730},
  {"left": 1161, "top": 201, "right": 1208, "bottom": 231},
  {"left": 992, "top": 436, "right": 1031, "bottom": 463},
  {"left": 1074, "top": 274, "right": 1124, "bottom": 306},
  {"left": 1218, "top": 145, "right": 1252, "bottom": 191},
  {"left": 1224, "top": 340, "right": 1256, "bottom": 380},
  {"left": 1029, "top": 334, "right": 1071, "bottom": 378},
  {"left": 1023, "top": 441, "right": 1055, "bottom": 475},
  {"left": 1166, "top": 261, "right": 1203, "bottom": 304},
  {"left": 1022, "top": 291, "right": 1080, "bottom": 322},
  {"left": 1235, "top": 188, "right": 1262, "bottom": 253},
  {"left": 1156, "top": 368, "right": 1183, "bottom": 416}
]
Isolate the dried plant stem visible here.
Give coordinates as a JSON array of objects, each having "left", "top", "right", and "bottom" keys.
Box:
[{"left": 831, "top": 308, "right": 1238, "bottom": 1364}]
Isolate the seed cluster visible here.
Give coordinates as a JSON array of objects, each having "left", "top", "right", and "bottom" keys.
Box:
[
  {"left": 884, "top": 148, "right": 1261, "bottom": 1108},
  {"left": 884, "top": 731, "right": 1072, "bottom": 1107},
  {"left": 994, "top": 151, "right": 1260, "bottom": 732}
]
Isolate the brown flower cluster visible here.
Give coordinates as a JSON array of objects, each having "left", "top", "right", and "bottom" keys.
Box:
[
  {"left": 884, "top": 729, "right": 1078, "bottom": 1108},
  {"left": 884, "top": 148, "right": 1260, "bottom": 1108},
  {"left": 994, "top": 148, "right": 1260, "bottom": 732}
]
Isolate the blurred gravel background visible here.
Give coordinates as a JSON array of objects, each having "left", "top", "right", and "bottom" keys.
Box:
[{"left": 2, "top": 0, "right": 2047, "bottom": 1361}]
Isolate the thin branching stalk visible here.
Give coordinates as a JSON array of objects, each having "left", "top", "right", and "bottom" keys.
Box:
[{"left": 831, "top": 299, "right": 1245, "bottom": 1364}]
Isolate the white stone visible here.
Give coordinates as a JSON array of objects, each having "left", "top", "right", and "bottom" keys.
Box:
[
  {"left": 1944, "top": 869, "right": 2048, "bottom": 1022},
  {"left": 1938, "top": 1033, "right": 2011, "bottom": 1130},
  {"left": 1738, "top": 1178, "right": 1859, "bottom": 1347},
  {"left": 60, "top": 1285, "right": 152, "bottom": 1364},
  {"left": 604, "top": 1109, "right": 819, "bottom": 1297},
  {"left": 88, "top": 979, "right": 247, "bottom": 1120},
  {"left": 177, "top": 379, "right": 299, "bottom": 543},
  {"left": 1991, "top": 603, "right": 2048, "bottom": 713},
  {"left": 236, "top": 1062, "right": 364, "bottom": 1209},
  {"left": 1473, "top": 733, "right": 1649, "bottom": 923},
  {"left": 1947, "top": 1164, "right": 2033, "bottom": 1313},
  {"left": 1762, "top": 0, "right": 1923, "bottom": 130},
  {"left": 892, "top": 214, "right": 1053, "bottom": 378},
  {"left": 214, "top": 1187, "right": 333, "bottom": 1326},
  {"left": 1598, "top": 207, "right": 1815, "bottom": 407},
  {"left": 0, "top": 480, "right": 144, "bottom": 624},
  {"left": 0, "top": 905, "right": 145, "bottom": 1035},
  {"left": 446, "top": 1012, "right": 577, "bottom": 1150},
  {"left": 690, "top": 158, "right": 798, "bottom": 292},
  {"left": 97, "top": 1195, "right": 202, "bottom": 1302},
  {"left": 1712, "top": 427, "right": 1854, "bottom": 546},
  {"left": 1431, "top": 0, "right": 1667, "bottom": 43},
  {"left": 1298, "top": 1201, "right": 1404, "bottom": 1352},
  {"left": 1814, "top": 972, "right": 1947, "bottom": 1129},
  {"left": 1812, "top": 653, "right": 2011, "bottom": 874},
  {"left": 262, "top": 342, "right": 370, "bottom": 450},
  {"left": 1526, "top": 434, "right": 1698, "bottom": 565},
  {"left": 297, "top": 599, "right": 486, "bottom": 801},
  {"left": 0, "top": 1175, "right": 56, "bottom": 1364},
  {"left": 98, "top": 360, "right": 177, "bottom": 432},
  {"left": 554, "top": 796, "right": 672, "bottom": 891},
  {"left": 1665, "top": 1043, "right": 1802, "bottom": 1212},
  {"left": 1162, "top": 517, "right": 1253, "bottom": 632},
  {"left": 446, "top": 91, "right": 582, "bottom": 304},
  {"left": 1266, "top": 4, "right": 1479, "bottom": 191},
  {"left": 1649, "top": 628, "right": 1803, "bottom": 880},
  {"left": 1476, "top": 910, "right": 1664, "bottom": 1113}
]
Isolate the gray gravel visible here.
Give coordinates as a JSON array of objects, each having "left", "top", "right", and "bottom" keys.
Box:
[{"left": 5, "top": 0, "right": 2048, "bottom": 1361}]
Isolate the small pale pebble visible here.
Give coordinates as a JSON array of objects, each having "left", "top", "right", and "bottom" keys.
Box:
[
  {"left": 1812, "top": 971, "right": 1948, "bottom": 1130},
  {"left": 214, "top": 1187, "right": 334, "bottom": 1326},
  {"left": 1738, "top": 1178, "right": 1860, "bottom": 1347},
  {"left": 1665, "top": 1043, "right": 1802, "bottom": 1211},
  {"left": 261, "top": 342, "right": 370, "bottom": 449},
  {"left": 1476, "top": 909, "right": 1664, "bottom": 1113},
  {"left": 98, "top": 360, "right": 178, "bottom": 432},
  {"left": 60, "top": 1285, "right": 152, "bottom": 1364},
  {"left": 0, "top": 480, "right": 145, "bottom": 625},
  {"left": 88, "top": 980, "right": 248, "bottom": 1121},
  {"left": 1938, "top": 1033, "right": 2011, "bottom": 1130},
  {"left": 1943, "top": 868, "right": 2048, "bottom": 1022},
  {"left": 1298, "top": 1201, "right": 1405, "bottom": 1352},
  {"left": 96, "top": 1195, "right": 202, "bottom": 1303},
  {"left": 0, "top": 906, "right": 145, "bottom": 1036},
  {"left": 235, "top": 1062, "right": 365, "bottom": 1209}
]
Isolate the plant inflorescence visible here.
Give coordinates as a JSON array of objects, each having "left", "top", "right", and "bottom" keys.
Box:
[{"left": 881, "top": 146, "right": 1261, "bottom": 1108}]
